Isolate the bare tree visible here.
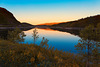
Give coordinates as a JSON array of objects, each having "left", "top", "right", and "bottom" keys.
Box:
[{"left": 32, "top": 28, "right": 39, "bottom": 45}]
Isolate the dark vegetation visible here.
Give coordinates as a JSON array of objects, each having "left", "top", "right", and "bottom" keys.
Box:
[
  {"left": 52, "top": 15, "right": 100, "bottom": 28},
  {"left": 0, "top": 25, "right": 100, "bottom": 67},
  {"left": 0, "top": 28, "right": 80, "bottom": 67},
  {"left": 0, "top": 39, "right": 79, "bottom": 67},
  {"left": 75, "top": 23, "right": 100, "bottom": 67},
  {"left": 0, "top": 29, "right": 8, "bottom": 39}
]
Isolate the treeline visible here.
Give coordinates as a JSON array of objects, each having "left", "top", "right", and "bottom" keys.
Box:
[
  {"left": 52, "top": 15, "right": 100, "bottom": 28},
  {"left": 0, "top": 24, "right": 100, "bottom": 67}
]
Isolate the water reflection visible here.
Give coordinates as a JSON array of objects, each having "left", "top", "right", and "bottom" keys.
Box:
[
  {"left": 22, "top": 28, "right": 80, "bottom": 53},
  {"left": 0, "top": 27, "right": 99, "bottom": 66},
  {"left": 0, "top": 28, "right": 80, "bottom": 53}
]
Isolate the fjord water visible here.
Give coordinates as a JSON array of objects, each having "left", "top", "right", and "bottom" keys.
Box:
[{"left": 22, "top": 28, "right": 80, "bottom": 53}]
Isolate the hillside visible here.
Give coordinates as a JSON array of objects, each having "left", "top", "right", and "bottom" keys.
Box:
[
  {"left": 0, "top": 7, "right": 21, "bottom": 27},
  {"left": 0, "top": 7, "right": 34, "bottom": 27},
  {"left": 21, "top": 22, "right": 33, "bottom": 26},
  {"left": 52, "top": 15, "right": 100, "bottom": 28}
]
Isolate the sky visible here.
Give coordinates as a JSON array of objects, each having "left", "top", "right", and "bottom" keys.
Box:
[{"left": 0, "top": 0, "right": 100, "bottom": 25}]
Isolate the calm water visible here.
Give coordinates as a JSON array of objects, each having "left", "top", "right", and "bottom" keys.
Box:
[{"left": 22, "top": 28, "right": 80, "bottom": 53}]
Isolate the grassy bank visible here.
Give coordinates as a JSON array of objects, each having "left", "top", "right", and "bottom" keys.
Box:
[
  {"left": 0, "top": 25, "right": 99, "bottom": 67},
  {"left": 0, "top": 39, "right": 99, "bottom": 67},
  {"left": 0, "top": 39, "right": 81, "bottom": 67}
]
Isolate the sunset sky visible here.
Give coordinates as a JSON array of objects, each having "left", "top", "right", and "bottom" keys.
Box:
[{"left": 0, "top": 0, "right": 100, "bottom": 25}]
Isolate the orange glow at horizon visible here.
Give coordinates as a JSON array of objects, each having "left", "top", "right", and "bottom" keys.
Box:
[
  {"left": 14, "top": 11, "right": 99, "bottom": 25},
  {"left": 1, "top": 0, "right": 99, "bottom": 25},
  {"left": 23, "top": 28, "right": 72, "bottom": 37}
]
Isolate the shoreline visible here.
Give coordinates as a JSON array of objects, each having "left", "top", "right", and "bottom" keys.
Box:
[
  {"left": 49, "top": 27, "right": 84, "bottom": 30},
  {"left": 0, "top": 26, "right": 35, "bottom": 29},
  {"left": 0, "top": 26, "right": 84, "bottom": 30},
  {"left": 35, "top": 25, "right": 84, "bottom": 30}
]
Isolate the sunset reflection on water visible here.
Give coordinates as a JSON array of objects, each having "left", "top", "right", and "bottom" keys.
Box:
[{"left": 22, "top": 28, "right": 80, "bottom": 53}]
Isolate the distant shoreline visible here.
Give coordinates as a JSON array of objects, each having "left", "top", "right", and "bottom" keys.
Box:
[
  {"left": 0, "top": 26, "right": 84, "bottom": 30},
  {"left": 0, "top": 26, "right": 35, "bottom": 29},
  {"left": 36, "top": 25, "right": 83, "bottom": 30},
  {"left": 50, "top": 27, "right": 84, "bottom": 30}
]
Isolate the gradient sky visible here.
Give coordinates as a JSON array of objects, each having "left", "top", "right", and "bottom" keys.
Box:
[{"left": 0, "top": 0, "right": 100, "bottom": 25}]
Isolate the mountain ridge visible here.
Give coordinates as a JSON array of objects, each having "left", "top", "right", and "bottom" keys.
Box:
[
  {"left": 0, "top": 7, "right": 33, "bottom": 27},
  {"left": 0, "top": 7, "right": 21, "bottom": 26},
  {"left": 52, "top": 15, "right": 100, "bottom": 28}
]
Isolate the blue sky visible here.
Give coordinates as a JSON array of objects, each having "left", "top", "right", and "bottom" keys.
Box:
[{"left": 0, "top": 0, "right": 100, "bottom": 25}]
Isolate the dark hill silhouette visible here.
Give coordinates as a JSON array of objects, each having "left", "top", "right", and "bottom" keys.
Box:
[
  {"left": 0, "top": 7, "right": 34, "bottom": 27},
  {"left": 0, "top": 7, "right": 21, "bottom": 26},
  {"left": 52, "top": 15, "right": 100, "bottom": 27},
  {"left": 21, "top": 22, "right": 34, "bottom": 27}
]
